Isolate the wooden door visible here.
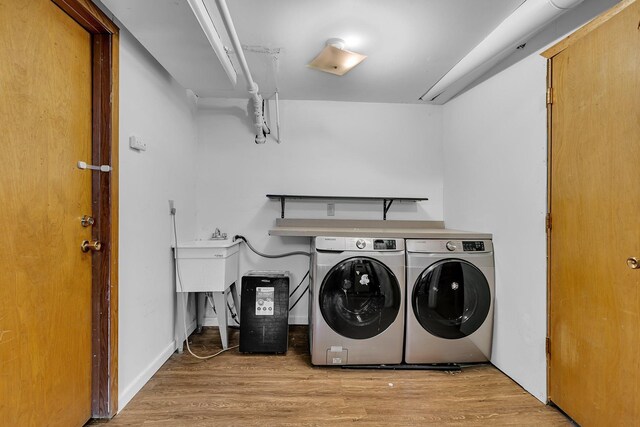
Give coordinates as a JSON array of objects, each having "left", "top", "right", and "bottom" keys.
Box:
[
  {"left": 0, "top": 1, "right": 94, "bottom": 425},
  {"left": 547, "top": 0, "right": 640, "bottom": 424}
]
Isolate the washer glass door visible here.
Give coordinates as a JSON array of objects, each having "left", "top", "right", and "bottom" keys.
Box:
[
  {"left": 320, "top": 257, "right": 401, "bottom": 339},
  {"left": 412, "top": 259, "right": 490, "bottom": 339}
]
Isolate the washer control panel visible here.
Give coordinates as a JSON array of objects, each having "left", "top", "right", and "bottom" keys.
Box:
[{"left": 315, "top": 237, "right": 404, "bottom": 251}]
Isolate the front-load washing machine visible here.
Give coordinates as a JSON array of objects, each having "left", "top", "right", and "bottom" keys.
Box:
[
  {"left": 405, "top": 238, "right": 494, "bottom": 364},
  {"left": 309, "top": 236, "right": 405, "bottom": 365}
]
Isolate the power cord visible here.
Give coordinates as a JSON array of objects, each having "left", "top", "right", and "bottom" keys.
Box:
[
  {"left": 289, "top": 286, "right": 309, "bottom": 311},
  {"left": 232, "top": 235, "right": 311, "bottom": 312},
  {"left": 288, "top": 270, "right": 310, "bottom": 311},
  {"left": 289, "top": 271, "right": 309, "bottom": 297},
  {"left": 172, "top": 211, "right": 238, "bottom": 359},
  {"left": 206, "top": 293, "right": 240, "bottom": 327}
]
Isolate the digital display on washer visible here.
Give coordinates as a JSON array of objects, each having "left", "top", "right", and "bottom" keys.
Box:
[
  {"left": 463, "top": 241, "right": 485, "bottom": 251},
  {"left": 374, "top": 239, "right": 396, "bottom": 250}
]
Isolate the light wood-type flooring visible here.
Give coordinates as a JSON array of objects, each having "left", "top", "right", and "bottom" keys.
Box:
[{"left": 89, "top": 326, "right": 570, "bottom": 426}]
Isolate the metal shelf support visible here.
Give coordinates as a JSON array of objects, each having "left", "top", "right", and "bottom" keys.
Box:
[{"left": 267, "top": 194, "right": 428, "bottom": 221}]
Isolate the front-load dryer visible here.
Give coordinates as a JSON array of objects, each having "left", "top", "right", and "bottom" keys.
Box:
[
  {"left": 405, "top": 238, "right": 494, "bottom": 364},
  {"left": 309, "top": 236, "right": 405, "bottom": 365}
]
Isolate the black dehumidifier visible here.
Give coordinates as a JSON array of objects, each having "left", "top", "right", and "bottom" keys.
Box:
[{"left": 239, "top": 271, "right": 290, "bottom": 353}]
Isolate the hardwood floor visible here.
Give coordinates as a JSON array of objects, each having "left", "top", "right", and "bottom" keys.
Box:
[{"left": 90, "top": 326, "right": 570, "bottom": 426}]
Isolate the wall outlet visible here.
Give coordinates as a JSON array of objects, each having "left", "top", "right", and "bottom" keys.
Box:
[
  {"left": 327, "top": 203, "right": 335, "bottom": 216},
  {"left": 129, "top": 135, "right": 147, "bottom": 151},
  {"left": 169, "top": 200, "right": 176, "bottom": 214}
]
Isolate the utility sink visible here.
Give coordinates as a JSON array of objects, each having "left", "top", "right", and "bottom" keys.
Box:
[
  {"left": 173, "top": 239, "right": 240, "bottom": 292},
  {"left": 172, "top": 239, "right": 242, "bottom": 351}
]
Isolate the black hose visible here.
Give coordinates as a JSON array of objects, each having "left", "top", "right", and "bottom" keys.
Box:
[{"left": 234, "top": 235, "right": 310, "bottom": 258}]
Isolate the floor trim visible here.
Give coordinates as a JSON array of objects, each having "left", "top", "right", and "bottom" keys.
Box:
[{"left": 118, "top": 320, "right": 197, "bottom": 411}]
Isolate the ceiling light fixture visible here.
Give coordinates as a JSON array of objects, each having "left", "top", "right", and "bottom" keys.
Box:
[{"left": 308, "top": 38, "right": 367, "bottom": 76}]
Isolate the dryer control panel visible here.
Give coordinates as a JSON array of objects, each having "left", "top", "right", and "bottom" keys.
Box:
[
  {"left": 462, "top": 241, "right": 485, "bottom": 251},
  {"left": 406, "top": 239, "right": 493, "bottom": 254}
]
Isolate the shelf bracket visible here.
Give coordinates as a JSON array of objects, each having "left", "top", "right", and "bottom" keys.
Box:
[
  {"left": 280, "top": 196, "right": 285, "bottom": 219},
  {"left": 382, "top": 199, "right": 394, "bottom": 220}
]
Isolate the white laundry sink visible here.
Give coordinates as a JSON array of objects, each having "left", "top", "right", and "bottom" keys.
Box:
[{"left": 173, "top": 239, "right": 240, "bottom": 292}]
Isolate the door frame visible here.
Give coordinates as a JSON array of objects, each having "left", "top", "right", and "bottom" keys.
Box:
[{"left": 51, "top": 0, "right": 119, "bottom": 418}]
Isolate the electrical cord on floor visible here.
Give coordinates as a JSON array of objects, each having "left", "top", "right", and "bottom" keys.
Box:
[
  {"left": 234, "top": 235, "right": 311, "bottom": 258},
  {"left": 173, "top": 211, "right": 238, "bottom": 359}
]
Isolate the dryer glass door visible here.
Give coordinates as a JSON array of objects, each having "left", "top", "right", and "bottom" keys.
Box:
[
  {"left": 320, "top": 257, "right": 401, "bottom": 339},
  {"left": 412, "top": 259, "right": 490, "bottom": 339}
]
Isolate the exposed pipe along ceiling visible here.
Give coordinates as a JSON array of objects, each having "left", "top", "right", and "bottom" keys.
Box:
[
  {"left": 187, "top": 0, "right": 584, "bottom": 137},
  {"left": 188, "top": 0, "right": 271, "bottom": 144},
  {"left": 420, "top": 0, "right": 584, "bottom": 104}
]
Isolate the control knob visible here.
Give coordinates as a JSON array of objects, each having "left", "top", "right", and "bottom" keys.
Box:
[
  {"left": 446, "top": 241, "right": 457, "bottom": 252},
  {"left": 356, "top": 239, "right": 366, "bottom": 249}
]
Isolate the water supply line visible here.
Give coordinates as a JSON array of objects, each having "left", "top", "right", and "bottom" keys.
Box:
[
  {"left": 273, "top": 52, "right": 282, "bottom": 144},
  {"left": 274, "top": 91, "right": 281, "bottom": 143},
  {"left": 215, "top": 0, "right": 270, "bottom": 144}
]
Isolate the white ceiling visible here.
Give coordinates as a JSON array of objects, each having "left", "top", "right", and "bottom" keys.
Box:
[{"left": 102, "top": 0, "right": 525, "bottom": 104}]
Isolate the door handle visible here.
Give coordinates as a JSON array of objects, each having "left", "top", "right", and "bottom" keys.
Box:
[
  {"left": 81, "top": 240, "right": 102, "bottom": 253},
  {"left": 627, "top": 257, "right": 639, "bottom": 269}
]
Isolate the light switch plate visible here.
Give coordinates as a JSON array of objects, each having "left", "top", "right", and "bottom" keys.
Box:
[
  {"left": 327, "top": 203, "right": 335, "bottom": 216},
  {"left": 129, "top": 135, "right": 147, "bottom": 151}
]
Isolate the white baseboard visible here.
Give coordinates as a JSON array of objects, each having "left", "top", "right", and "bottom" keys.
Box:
[
  {"left": 118, "top": 319, "right": 197, "bottom": 412},
  {"left": 288, "top": 315, "right": 308, "bottom": 325}
]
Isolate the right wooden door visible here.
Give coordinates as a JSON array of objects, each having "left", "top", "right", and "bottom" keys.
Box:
[{"left": 548, "top": 0, "right": 640, "bottom": 424}]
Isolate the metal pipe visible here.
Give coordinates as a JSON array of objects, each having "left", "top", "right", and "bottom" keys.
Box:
[
  {"left": 215, "top": 0, "right": 269, "bottom": 143},
  {"left": 275, "top": 91, "right": 281, "bottom": 144},
  {"left": 187, "top": 0, "right": 237, "bottom": 86},
  {"left": 215, "top": 0, "right": 256, "bottom": 91},
  {"left": 420, "top": 0, "right": 583, "bottom": 104}
]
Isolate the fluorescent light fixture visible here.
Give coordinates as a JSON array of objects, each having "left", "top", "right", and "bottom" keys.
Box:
[
  {"left": 420, "top": 0, "right": 583, "bottom": 104},
  {"left": 187, "top": 0, "right": 237, "bottom": 86},
  {"left": 308, "top": 38, "right": 367, "bottom": 76}
]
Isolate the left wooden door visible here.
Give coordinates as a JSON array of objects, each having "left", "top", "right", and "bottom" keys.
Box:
[{"left": 0, "top": 0, "right": 94, "bottom": 425}]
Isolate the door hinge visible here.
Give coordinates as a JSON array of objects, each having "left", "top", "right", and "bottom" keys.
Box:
[
  {"left": 546, "top": 213, "right": 552, "bottom": 231},
  {"left": 546, "top": 337, "right": 551, "bottom": 355},
  {"left": 546, "top": 87, "right": 553, "bottom": 105}
]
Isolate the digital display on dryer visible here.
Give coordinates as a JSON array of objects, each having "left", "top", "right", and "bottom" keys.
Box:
[
  {"left": 463, "top": 241, "right": 485, "bottom": 251},
  {"left": 374, "top": 240, "right": 396, "bottom": 250}
]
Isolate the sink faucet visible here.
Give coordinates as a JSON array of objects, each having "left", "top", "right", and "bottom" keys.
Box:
[{"left": 211, "top": 228, "right": 227, "bottom": 240}]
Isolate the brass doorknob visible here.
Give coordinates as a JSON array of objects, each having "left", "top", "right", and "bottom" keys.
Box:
[
  {"left": 81, "top": 240, "right": 102, "bottom": 253},
  {"left": 627, "top": 257, "right": 639, "bottom": 269}
]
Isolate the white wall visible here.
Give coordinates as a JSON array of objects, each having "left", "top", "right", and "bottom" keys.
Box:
[
  {"left": 195, "top": 99, "right": 443, "bottom": 323},
  {"left": 441, "top": 0, "right": 619, "bottom": 403},
  {"left": 117, "top": 29, "right": 199, "bottom": 410},
  {"left": 443, "top": 54, "right": 548, "bottom": 401}
]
